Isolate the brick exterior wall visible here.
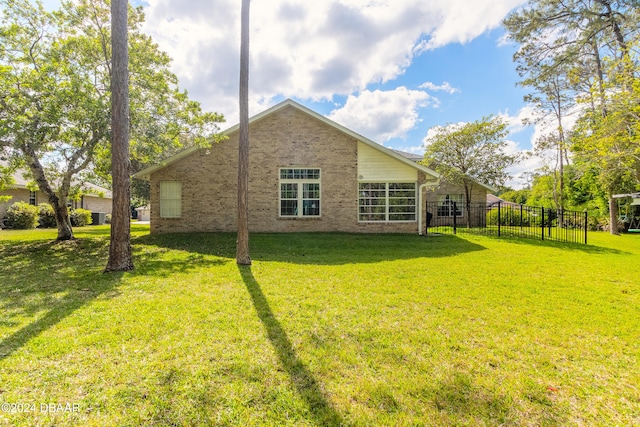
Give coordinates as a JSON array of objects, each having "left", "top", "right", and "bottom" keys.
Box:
[{"left": 150, "top": 105, "right": 440, "bottom": 234}]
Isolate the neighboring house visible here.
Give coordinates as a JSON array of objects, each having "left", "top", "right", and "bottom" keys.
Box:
[
  {"left": 0, "top": 167, "right": 112, "bottom": 219},
  {"left": 134, "top": 99, "right": 492, "bottom": 235},
  {"left": 136, "top": 205, "right": 150, "bottom": 221},
  {"left": 487, "top": 194, "right": 522, "bottom": 209}
]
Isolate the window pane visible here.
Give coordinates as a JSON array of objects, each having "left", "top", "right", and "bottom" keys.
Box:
[
  {"left": 280, "top": 183, "right": 298, "bottom": 199},
  {"left": 389, "top": 213, "right": 416, "bottom": 221},
  {"left": 160, "top": 181, "right": 182, "bottom": 218},
  {"left": 437, "top": 194, "right": 463, "bottom": 217},
  {"left": 390, "top": 205, "right": 416, "bottom": 213},
  {"left": 303, "top": 199, "right": 320, "bottom": 216},
  {"left": 303, "top": 183, "right": 320, "bottom": 199},
  {"left": 281, "top": 200, "right": 298, "bottom": 216}
]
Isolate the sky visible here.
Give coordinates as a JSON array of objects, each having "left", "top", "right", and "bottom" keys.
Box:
[{"left": 38, "top": 0, "right": 550, "bottom": 188}]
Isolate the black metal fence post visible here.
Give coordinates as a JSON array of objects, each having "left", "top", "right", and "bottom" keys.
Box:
[
  {"left": 584, "top": 211, "right": 588, "bottom": 245},
  {"left": 452, "top": 202, "right": 457, "bottom": 234},
  {"left": 541, "top": 207, "right": 545, "bottom": 241},
  {"left": 520, "top": 204, "right": 523, "bottom": 232},
  {"left": 497, "top": 202, "right": 501, "bottom": 237}
]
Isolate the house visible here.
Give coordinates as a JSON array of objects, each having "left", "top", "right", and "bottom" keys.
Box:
[
  {"left": 486, "top": 194, "right": 521, "bottom": 209},
  {"left": 135, "top": 205, "right": 150, "bottom": 222},
  {"left": 0, "top": 166, "right": 112, "bottom": 219},
  {"left": 134, "top": 99, "right": 492, "bottom": 235}
]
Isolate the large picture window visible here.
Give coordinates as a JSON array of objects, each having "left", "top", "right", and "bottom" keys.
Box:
[
  {"left": 160, "top": 181, "right": 182, "bottom": 218},
  {"left": 279, "top": 168, "right": 321, "bottom": 217},
  {"left": 359, "top": 182, "right": 416, "bottom": 222},
  {"left": 437, "top": 194, "right": 463, "bottom": 217}
]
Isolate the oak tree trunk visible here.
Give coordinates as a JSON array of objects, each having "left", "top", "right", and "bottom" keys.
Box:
[{"left": 105, "top": 0, "right": 133, "bottom": 272}]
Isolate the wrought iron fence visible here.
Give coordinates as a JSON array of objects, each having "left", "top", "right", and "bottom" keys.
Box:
[{"left": 425, "top": 202, "right": 588, "bottom": 245}]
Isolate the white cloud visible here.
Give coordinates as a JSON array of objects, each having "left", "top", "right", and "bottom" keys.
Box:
[
  {"left": 415, "top": 0, "right": 527, "bottom": 51},
  {"left": 498, "top": 105, "right": 537, "bottom": 135},
  {"left": 328, "top": 88, "right": 436, "bottom": 143},
  {"left": 423, "top": 122, "right": 467, "bottom": 145},
  {"left": 503, "top": 140, "right": 542, "bottom": 189},
  {"left": 140, "top": 0, "right": 527, "bottom": 122},
  {"left": 420, "top": 81, "right": 460, "bottom": 94}
]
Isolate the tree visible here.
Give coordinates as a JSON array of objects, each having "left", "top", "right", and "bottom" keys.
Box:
[
  {"left": 571, "top": 60, "right": 640, "bottom": 233},
  {"left": 0, "top": 0, "right": 224, "bottom": 240},
  {"left": 0, "top": 161, "right": 13, "bottom": 204},
  {"left": 422, "top": 116, "right": 519, "bottom": 226},
  {"left": 522, "top": 63, "right": 574, "bottom": 211},
  {"left": 236, "top": 0, "right": 251, "bottom": 265},
  {"left": 105, "top": 0, "right": 132, "bottom": 272},
  {"left": 501, "top": 188, "right": 531, "bottom": 205},
  {"left": 503, "top": 0, "right": 640, "bottom": 234}
]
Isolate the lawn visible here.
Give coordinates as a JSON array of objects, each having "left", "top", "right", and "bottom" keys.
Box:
[{"left": 0, "top": 225, "right": 638, "bottom": 426}]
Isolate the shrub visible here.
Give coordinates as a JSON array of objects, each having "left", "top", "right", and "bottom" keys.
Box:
[
  {"left": 70, "top": 208, "right": 93, "bottom": 227},
  {"left": 105, "top": 214, "right": 112, "bottom": 224},
  {"left": 38, "top": 203, "right": 58, "bottom": 228},
  {"left": 4, "top": 201, "right": 39, "bottom": 229}
]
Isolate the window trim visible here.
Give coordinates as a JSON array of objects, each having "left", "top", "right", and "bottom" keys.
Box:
[
  {"left": 279, "top": 168, "right": 321, "bottom": 218},
  {"left": 358, "top": 181, "right": 417, "bottom": 223},
  {"left": 159, "top": 181, "right": 182, "bottom": 219}
]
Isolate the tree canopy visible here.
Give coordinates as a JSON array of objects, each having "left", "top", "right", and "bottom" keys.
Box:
[
  {"left": 422, "top": 116, "right": 520, "bottom": 225},
  {"left": 503, "top": 0, "right": 640, "bottom": 233},
  {"left": 0, "top": 0, "right": 224, "bottom": 239}
]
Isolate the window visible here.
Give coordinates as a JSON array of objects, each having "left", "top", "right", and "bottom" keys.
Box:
[
  {"left": 29, "top": 191, "right": 37, "bottom": 206},
  {"left": 359, "top": 182, "right": 416, "bottom": 222},
  {"left": 160, "top": 181, "right": 182, "bottom": 218},
  {"left": 437, "top": 194, "right": 463, "bottom": 217},
  {"left": 279, "top": 168, "right": 320, "bottom": 217}
]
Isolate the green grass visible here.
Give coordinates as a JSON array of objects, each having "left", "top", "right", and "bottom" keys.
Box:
[{"left": 0, "top": 225, "right": 639, "bottom": 426}]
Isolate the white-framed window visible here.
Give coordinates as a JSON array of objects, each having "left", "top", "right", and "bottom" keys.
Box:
[
  {"left": 437, "top": 194, "right": 463, "bottom": 217},
  {"left": 359, "top": 182, "right": 416, "bottom": 222},
  {"left": 29, "top": 191, "right": 37, "bottom": 205},
  {"left": 160, "top": 181, "right": 182, "bottom": 218},
  {"left": 279, "top": 168, "right": 321, "bottom": 217}
]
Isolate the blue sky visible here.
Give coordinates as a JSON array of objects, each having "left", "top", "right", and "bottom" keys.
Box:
[{"left": 38, "top": 0, "right": 544, "bottom": 187}]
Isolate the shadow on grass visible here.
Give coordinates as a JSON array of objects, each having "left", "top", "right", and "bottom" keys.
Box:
[
  {"left": 239, "top": 266, "right": 345, "bottom": 426},
  {"left": 452, "top": 229, "right": 629, "bottom": 255},
  {"left": 0, "top": 238, "right": 122, "bottom": 361},
  {"left": 135, "top": 232, "right": 486, "bottom": 265}
]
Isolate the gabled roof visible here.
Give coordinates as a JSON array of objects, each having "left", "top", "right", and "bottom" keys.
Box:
[{"left": 133, "top": 99, "right": 441, "bottom": 181}]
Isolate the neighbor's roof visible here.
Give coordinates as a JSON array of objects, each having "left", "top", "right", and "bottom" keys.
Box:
[
  {"left": 133, "top": 99, "right": 441, "bottom": 181},
  {"left": 487, "top": 194, "right": 521, "bottom": 207}
]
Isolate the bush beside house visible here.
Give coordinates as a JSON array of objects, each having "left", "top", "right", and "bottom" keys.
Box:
[
  {"left": 4, "top": 201, "right": 39, "bottom": 229},
  {"left": 38, "top": 203, "right": 57, "bottom": 228},
  {"left": 1, "top": 201, "right": 93, "bottom": 229},
  {"left": 70, "top": 208, "right": 93, "bottom": 227}
]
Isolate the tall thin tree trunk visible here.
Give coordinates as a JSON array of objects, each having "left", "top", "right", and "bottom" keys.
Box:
[
  {"left": 105, "top": 0, "right": 133, "bottom": 272},
  {"left": 236, "top": 0, "right": 251, "bottom": 265},
  {"left": 608, "top": 195, "right": 619, "bottom": 236}
]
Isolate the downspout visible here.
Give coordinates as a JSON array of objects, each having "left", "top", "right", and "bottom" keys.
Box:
[{"left": 418, "top": 179, "right": 439, "bottom": 235}]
